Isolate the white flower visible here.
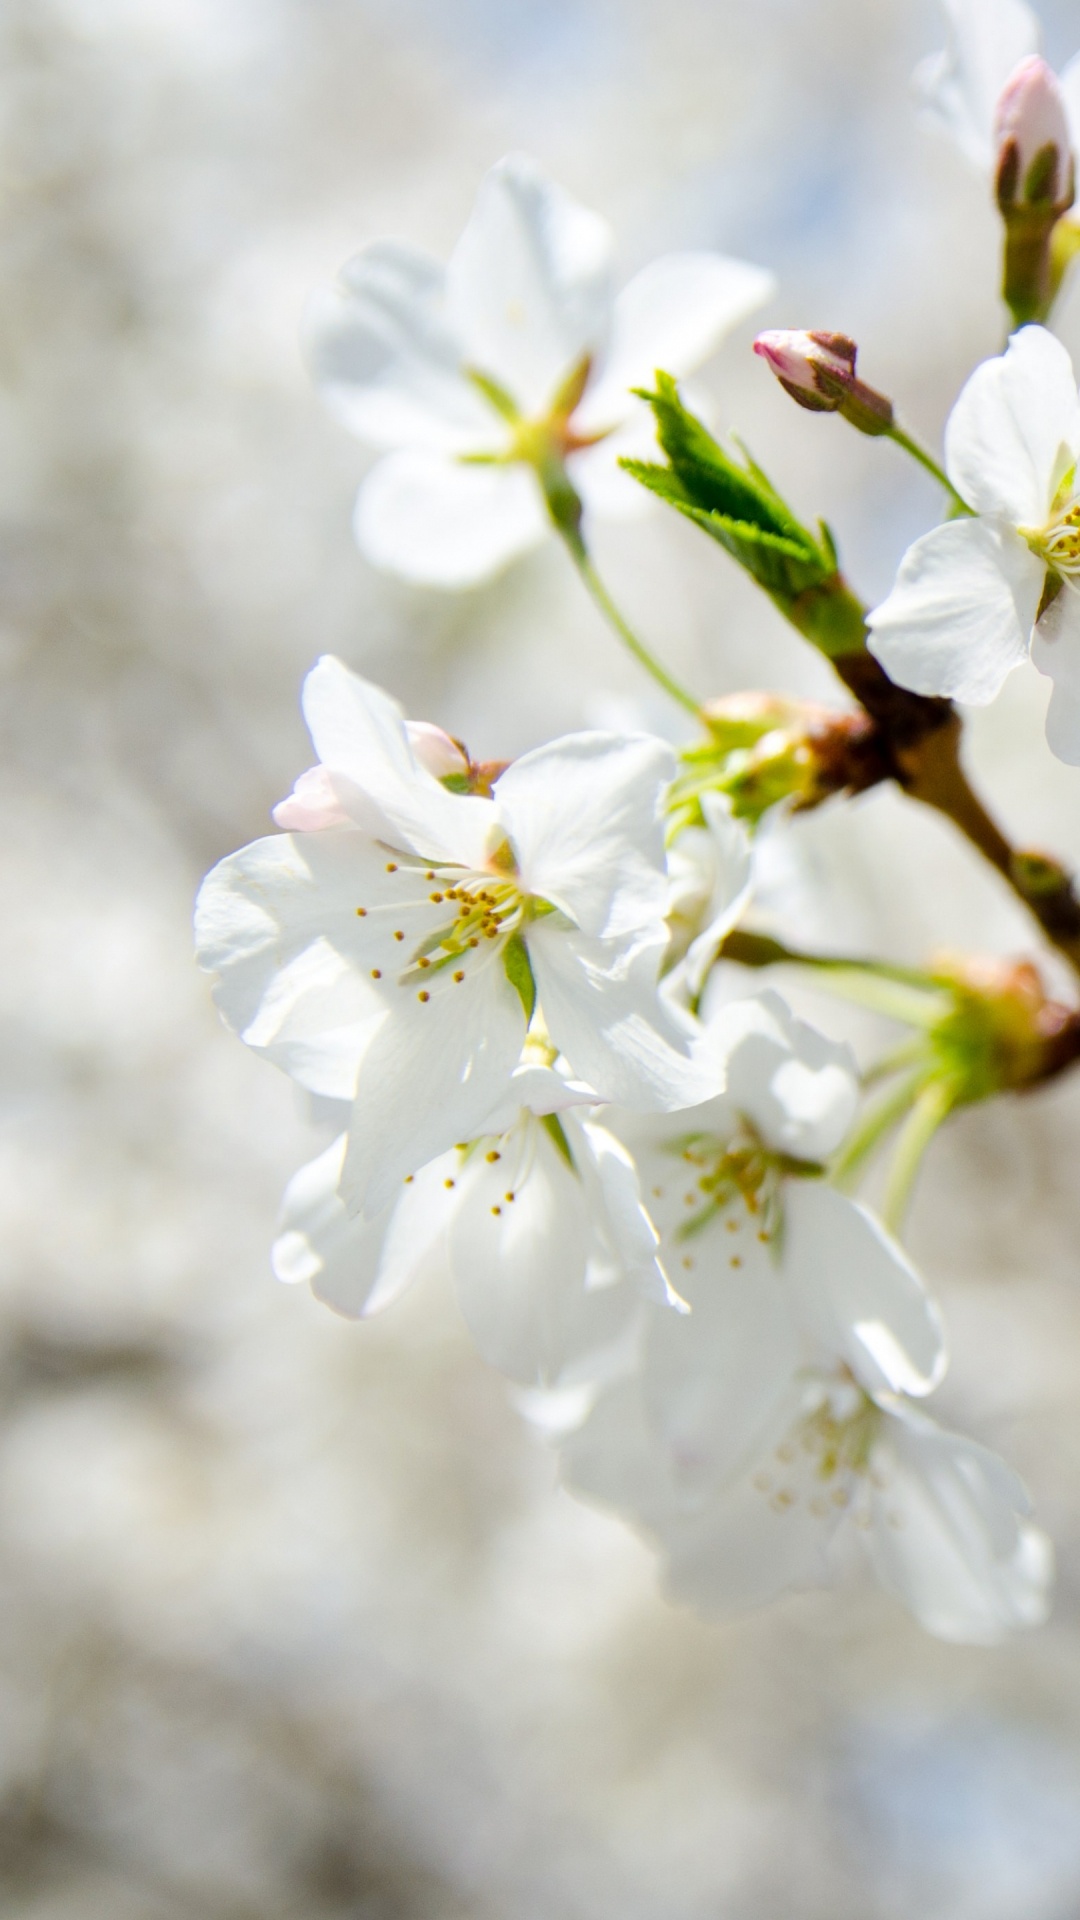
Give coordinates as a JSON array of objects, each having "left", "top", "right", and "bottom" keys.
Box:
[
  {"left": 561, "top": 1177, "right": 1051, "bottom": 1642},
  {"left": 663, "top": 794, "right": 753, "bottom": 1003},
  {"left": 608, "top": 986, "right": 864, "bottom": 1341},
  {"left": 867, "top": 325, "right": 1080, "bottom": 763},
  {"left": 195, "top": 657, "right": 709, "bottom": 1217},
  {"left": 563, "top": 1367, "right": 1050, "bottom": 1644},
  {"left": 307, "top": 153, "right": 774, "bottom": 587},
  {"left": 915, "top": 0, "right": 1080, "bottom": 178},
  {"left": 273, "top": 1056, "right": 667, "bottom": 1387}
]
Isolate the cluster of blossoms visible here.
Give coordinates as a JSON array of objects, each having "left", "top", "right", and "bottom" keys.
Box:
[{"left": 197, "top": 0, "right": 1080, "bottom": 1644}]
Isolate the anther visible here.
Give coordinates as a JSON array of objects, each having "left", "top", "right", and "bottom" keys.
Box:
[
  {"left": 444, "top": 1178, "right": 455, "bottom": 1189},
  {"left": 418, "top": 957, "right": 431, "bottom": 969},
  {"left": 371, "top": 968, "right": 382, "bottom": 979},
  {"left": 393, "top": 930, "right": 405, "bottom": 942},
  {"left": 418, "top": 990, "right": 430, "bottom": 1003},
  {"left": 486, "top": 1151, "right": 501, "bottom": 1162},
  {"left": 430, "top": 893, "right": 444, "bottom": 903},
  {"left": 385, "top": 862, "right": 398, "bottom": 872},
  {"left": 453, "top": 971, "right": 465, "bottom": 983},
  {"left": 504, "top": 1192, "right": 515, "bottom": 1203},
  {"left": 356, "top": 907, "right": 367, "bottom": 917},
  {"left": 491, "top": 1205, "right": 502, "bottom": 1216},
  {"left": 730, "top": 1255, "right": 742, "bottom": 1268}
]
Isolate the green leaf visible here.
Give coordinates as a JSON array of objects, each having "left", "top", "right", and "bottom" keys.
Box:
[
  {"left": 623, "top": 376, "right": 834, "bottom": 602},
  {"left": 503, "top": 932, "right": 537, "bottom": 1024}
]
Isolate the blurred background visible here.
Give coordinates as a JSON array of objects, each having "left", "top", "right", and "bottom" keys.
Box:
[{"left": 6, "top": 0, "right": 1080, "bottom": 1913}]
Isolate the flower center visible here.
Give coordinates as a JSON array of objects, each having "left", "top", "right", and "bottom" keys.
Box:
[
  {"left": 402, "top": 867, "right": 526, "bottom": 983},
  {"left": 750, "top": 1375, "right": 884, "bottom": 1521},
  {"left": 661, "top": 1121, "right": 822, "bottom": 1259},
  {"left": 1023, "top": 467, "right": 1080, "bottom": 581}
]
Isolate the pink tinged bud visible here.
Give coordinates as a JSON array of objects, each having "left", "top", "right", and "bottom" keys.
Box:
[
  {"left": 272, "top": 766, "right": 350, "bottom": 831},
  {"left": 753, "top": 330, "right": 853, "bottom": 408},
  {"left": 406, "top": 720, "right": 469, "bottom": 780},
  {"left": 995, "top": 56, "right": 1075, "bottom": 212},
  {"left": 753, "top": 329, "right": 857, "bottom": 411},
  {"left": 753, "top": 330, "right": 894, "bottom": 434}
]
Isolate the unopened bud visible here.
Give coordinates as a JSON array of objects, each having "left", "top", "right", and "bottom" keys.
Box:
[
  {"left": 674, "top": 693, "right": 887, "bottom": 828},
  {"left": 930, "top": 952, "right": 1080, "bottom": 1096},
  {"left": 753, "top": 330, "right": 894, "bottom": 436},
  {"left": 994, "top": 56, "right": 1075, "bottom": 215}
]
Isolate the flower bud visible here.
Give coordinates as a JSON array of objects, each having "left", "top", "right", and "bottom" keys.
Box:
[
  {"left": 753, "top": 330, "right": 894, "bottom": 435},
  {"left": 995, "top": 56, "right": 1075, "bottom": 215},
  {"left": 928, "top": 952, "right": 1080, "bottom": 1098},
  {"left": 671, "top": 693, "right": 887, "bottom": 830}
]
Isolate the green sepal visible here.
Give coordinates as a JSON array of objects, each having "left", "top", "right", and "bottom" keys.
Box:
[
  {"left": 503, "top": 932, "right": 537, "bottom": 1024},
  {"left": 540, "top": 1110, "right": 576, "bottom": 1171}
]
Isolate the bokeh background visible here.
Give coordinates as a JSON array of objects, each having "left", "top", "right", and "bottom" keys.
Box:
[{"left": 6, "top": 0, "right": 1080, "bottom": 1913}]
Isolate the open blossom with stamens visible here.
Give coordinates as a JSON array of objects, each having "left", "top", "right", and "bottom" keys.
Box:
[
  {"left": 867, "top": 326, "right": 1080, "bottom": 763},
  {"left": 915, "top": 0, "right": 1080, "bottom": 182},
  {"left": 561, "top": 996, "right": 1051, "bottom": 1640},
  {"left": 195, "top": 657, "right": 709, "bottom": 1218},
  {"left": 562, "top": 1324, "right": 1051, "bottom": 1642},
  {"left": 306, "top": 153, "right": 774, "bottom": 586},
  {"left": 273, "top": 1055, "right": 669, "bottom": 1387}
]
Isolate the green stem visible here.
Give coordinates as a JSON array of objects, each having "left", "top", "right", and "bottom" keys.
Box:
[
  {"left": 887, "top": 423, "right": 971, "bottom": 516},
  {"left": 831, "top": 1070, "right": 926, "bottom": 1189},
  {"left": 882, "top": 1080, "right": 955, "bottom": 1232},
  {"left": 561, "top": 529, "right": 703, "bottom": 717}
]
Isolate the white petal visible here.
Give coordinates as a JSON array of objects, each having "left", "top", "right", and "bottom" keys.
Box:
[
  {"left": 305, "top": 241, "right": 499, "bottom": 452},
  {"left": 945, "top": 327, "right": 1080, "bottom": 523},
  {"left": 658, "top": 1434, "right": 845, "bottom": 1614},
  {"left": 1032, "top": 581, "right": 1080, "bottom": 765},
  {"left": 781, "top": 1183, "right": 947, "bottom": 1398},
  {"left": 472, "top": 1062, "right": 600, "bottom": 1136},
  {"left": 445, "top": 153, "right": 614, "bottom": 417},
  {"left": 865, "top": 1402, "right": 1053, "bottom": 1643},
  {"left": 272, "top": 766, "right": 350, "bottom": 832},
  {"left": 698, "top": 988, "right": 858, "bottom": 1162},
  {"left": 561, "top": 1376, "right": 687, "bottom": 1518},
  {"left": 495, "top": 731, "right": 675, "bottom": 937},
  {"left": 642, "top": 1247, "right": 802, "bottom": 1488},
  {"left": 528, "top": 921, "right": 710, "bottom": 1111},
  {"left": 449, "top": 1120, "right": 636, "bottom": 1385},
  {"left": 340, "top": 955, "right": 525, "bottom": 1215},
  {"left": 577, "top": 253, "right": 776, "bottom": 431},
  {"left": 678, "top": 797, "right": 754, "bottom": 1001},
  {"left": 300, "top": 656, "right": 497, "bottom": 868},
  {"left": 572, "top": 1116, "right": 672, "bottom": 1305},
  {"left": 913, "top": 0, "right": 1040, "bottom": 169},
  {"left": 194, "top": 832, "right": 388, "bottom": 1098},
  {"left": 867, "top": 517, "right": 1042, "bottom": 704},
  {"left": 355, "top": 449, "right": 549, "bottom": 587},
  {"left": 272, "top": 1135, "right": 455, "bottom": 1317}
]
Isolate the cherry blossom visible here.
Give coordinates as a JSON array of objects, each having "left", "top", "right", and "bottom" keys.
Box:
[
  {"left": 273, "top": 1055, "right": 668, "bottom": 1387},
  {"left": 195, "top": 657, "right": 708, "bottom": 1217},
  {"left": 307, "top": 153, "right": 774, "bottom": 586},
  {"left": 867, "top": 325, "right": 1080, "bottom": 762}
]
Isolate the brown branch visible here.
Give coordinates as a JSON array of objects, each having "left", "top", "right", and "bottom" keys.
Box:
[{"left": 825, "top": 632, "right": 1080, "bottom": 982}]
